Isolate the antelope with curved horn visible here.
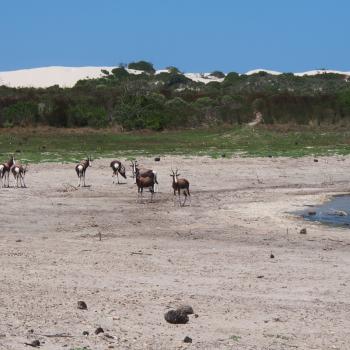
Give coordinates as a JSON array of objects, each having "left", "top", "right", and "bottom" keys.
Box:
[
  {"left": 170, "top": 169, "right": 190, "bottom": 207},
  {"left": 75, "top": 156, "right": 92, "bottom": 187},
  {"left": 0, "top": 155, "right": 15, "bottom": 188},
  {"left": 12, "top": 163, "right": 27, "bottom": 188},
  {"left": 110, "top": 160, "right": 126, "bottom": 184}
]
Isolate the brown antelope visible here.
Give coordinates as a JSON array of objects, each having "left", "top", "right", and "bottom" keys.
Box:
[
  {"left": 12, "top": 163, "right": 27, "bottom": 188},
  {"left": 110, "top": 160, "right": 126, "bottom": 184},
  {"left": 136, "top": 167, "right": 155, "bottom": 203},
  {"left": 75, "top": 156, "right": 92, "bottom": 187},
  {"left": 0, "top": 155, "right": 15, "bottom": 188},
  {"left": 135, "top": 163, "right": 159, "bottom": 192},
  {"left": 170, "top": 169, "right": 190, "bottom": 206}
]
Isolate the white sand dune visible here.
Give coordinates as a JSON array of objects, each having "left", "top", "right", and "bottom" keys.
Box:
[{"left": 0, "top": 66, "right": 349, "bottom": 88}]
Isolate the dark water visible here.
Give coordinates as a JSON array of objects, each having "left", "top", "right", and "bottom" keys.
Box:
[{"left": 299, "top": 195, "right": 350, "bottom": 227}]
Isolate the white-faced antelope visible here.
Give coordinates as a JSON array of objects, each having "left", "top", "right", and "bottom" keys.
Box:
[
  {"left": 170, "top": 169, "right": 190, "bottom": 207},
  {"left": 75, "top": 156, "right": 92, "bottom": 187},
  {"left": 12, "top": 163, "right": 27, "bottom": 188},
  {"left": 136, "top": 167, "right": 156, "bottom": 203},
  {"left": 110, "top": 160, "right": 126, "bottom": 184},
  {"left": 0, "top": 155, "right": 15, "bottom": 188}
]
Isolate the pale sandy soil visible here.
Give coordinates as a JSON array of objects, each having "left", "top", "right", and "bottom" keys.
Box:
[{"left": 0, "top": 156, "right": 350, "bottom": 350}]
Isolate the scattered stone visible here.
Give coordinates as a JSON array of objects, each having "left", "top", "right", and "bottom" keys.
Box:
[
  {"left": 314, "top": 159, "right": 318, "bottom": 162},
  {"left": 270, "top": 253, "right": 274, "bottom": 259},
  {"left": 104, "top": 333, "right": 114, "bottom": 339},
  {"left": 164, "top": 310, "right": 189, "bottom": 324},
  {"left": 177, "top": 305, "right": 194, "bottom": 315},
  {"left": 257, "top": 275, "right": 264, "bottom": 279},
  {"left": 308, "top": 210, "right": 316, "bottom": 216},
  {"left": 183, "top": 336, "right": 192, "bottom": 343},
  {"left": 300, "top": 228, "right": 307, "bottom": 235},
  {"left": 83, "top": 331, "right": 89, "bottom": 336},
  {"left": 77, "top": 301, "right": 87, "bottom": 310},
  {"left": 95, "top": 327, "right": 104, "bottom": 335},
  {"left": 221, "top": 153, "right": 226, "bottom": 158},
  {"left": 194, "top": 314, "right": 199, "bottom": 318},
  {"left": 15, "top": 239, "right": 22, "bottom": 243},
  {"left": 25, "top": 340, "right": 40, "bottom": 347},
  {"left": 154, "top": 157, "right": 161, "bottom": 162}
]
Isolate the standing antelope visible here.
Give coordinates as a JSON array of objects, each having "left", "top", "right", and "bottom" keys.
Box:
[
  {"left": 170, "top": 169, "right": 190, "bottom": 207},
  {"left": 136, "top": 167, "right": 156, "bottom": 203},
  {"left": 135, "top": 164, "right": 159, "bottom": 192},
  {"left": 12, "top": 163, "right": 27, "bottom": 188},
  {"left": 0, "top": 155, "right": 15, "bottom": 188},
  {"left": 75, "top": 156, "right": 92, "bottom": 187},
  {"left": 110, "top": 160, "right": 126, "bottom": 184}
]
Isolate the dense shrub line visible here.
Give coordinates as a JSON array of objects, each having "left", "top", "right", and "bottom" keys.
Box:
[{"left": 1, "top": 61, "right": 350, "bottom": 130}]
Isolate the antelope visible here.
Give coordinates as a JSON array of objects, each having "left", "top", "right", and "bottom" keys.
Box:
[
  {"left": 0, "top": 155, "right": 15, "bottom": 188},
  {"left": 75, "top": 156, "right": 92, "bottom": 187},
  {"left": 135, "top": 164, "right": 159, "bottom": 192},
  {"left": 12, "top": 163, "right": 27, "bottom": 188},
  {"left": 136, "top": 167, "right": 155, "bottom": 203},
  {"left": 170, "top": 169, "right": 190, "bottom": 207},
  {"left": 110, "top": 160, "right": 126, "bottom": 184}
]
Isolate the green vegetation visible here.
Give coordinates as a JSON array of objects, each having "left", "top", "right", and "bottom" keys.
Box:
[
  {"left": 1, "top": 126, "right": 350, "bottom": 163},
  {"left": 1, "top": 61, "right": 350, "bottom": 131}
]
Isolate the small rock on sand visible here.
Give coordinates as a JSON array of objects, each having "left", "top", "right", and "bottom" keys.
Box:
[
  {"left": 164, "top": 310, "right": 189, "bottom": 324},
  {"left": 184, "top": 336, "right": 192, "bottom": 343},
  {"left": 95, "top": 327, "right": 104, "bottom": 335},
  {"left": 300, "top": 228, "right": 307, "bottom": 234},
  {"left": 77, "top": 301, "right": 87, "bottom": 310}
]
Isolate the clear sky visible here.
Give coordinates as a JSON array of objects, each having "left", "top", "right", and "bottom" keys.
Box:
[{"left": 0, "top": 0, "right": 349, "bottom": 73}]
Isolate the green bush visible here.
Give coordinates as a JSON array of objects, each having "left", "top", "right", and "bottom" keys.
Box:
[{"left": 128, "top": 61, "right": 155, "bottom": 74}]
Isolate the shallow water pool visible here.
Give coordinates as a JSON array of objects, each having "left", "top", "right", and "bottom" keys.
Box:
[{"left": 299, "top": 195, "right": 350, "bottom": 227}]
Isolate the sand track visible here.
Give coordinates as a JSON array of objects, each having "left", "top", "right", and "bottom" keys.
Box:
[{"left": 0, "top": 156, "right": 350, "bottom": 349}]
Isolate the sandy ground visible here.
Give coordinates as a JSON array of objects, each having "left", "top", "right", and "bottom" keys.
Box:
[{"left": 0, "top": 156, "right": 350, "bottom": 350}]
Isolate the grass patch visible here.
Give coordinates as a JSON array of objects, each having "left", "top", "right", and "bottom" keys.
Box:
[{"left": 1, "top": 126, "right": 350, "bottom": 163}]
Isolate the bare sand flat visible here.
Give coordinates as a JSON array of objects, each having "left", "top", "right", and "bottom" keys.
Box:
[{"left": 0, "top": 156, "right": 349, "bottom": 349}]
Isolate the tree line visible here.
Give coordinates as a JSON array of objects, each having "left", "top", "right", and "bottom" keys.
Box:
[{"left": 1, "top": 61, "right": 350, "bottom": 130}]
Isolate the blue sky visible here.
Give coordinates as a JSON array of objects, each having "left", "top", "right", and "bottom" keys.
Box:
[{"left": 0, "top": 0, "right": 349, "bottom": 73}]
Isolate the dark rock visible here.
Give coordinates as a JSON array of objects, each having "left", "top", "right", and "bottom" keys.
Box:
[
  {"left": 16, "top": 239, "right": 22, "bottom": 242},
  {"left": 300, "top": 228, "right": 307, "bottom": 234},
  {"left": 83, "top": 331, "right": 89, "bottom": 336},
  {"left": 95, "top": 327, "right": 104, "bottom": 335},
  {"left": 314, "top": 159, "right": 318, "bottom": 162},
  {"left": 257, "top": 275, "right": 264, "bottom": 278},
  {"left": 77, "top": 301, "right": 87, "bottom": 310},
  {"left": 221, "top": 153, "right": 226, "bottom": 158},
  {"left": 270, "top": 253, "right": 274, "bottom": 259},
  {"left": 194, "top": 314, "right": 199, "bottom": 318},
  {"left": 164, "top": 309, "right": 189, "bottom": 324},
  {"left": 25, "top": 340, "right": 40, "bottom": 347},
  {"left": 104, "top": 333, "right": 114, "bottom": 339},
  {"left": 183, "top": 336, "right": 192, "bottom": 343},
  {"left": 177, "top": 305, "right": 194, "bottom": 315},
  {"left": 308, "top": 210, "right": 316, "bottom": 216},
  {"left": 154, "top": 157, "right": 161, "bottom": 162}
]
